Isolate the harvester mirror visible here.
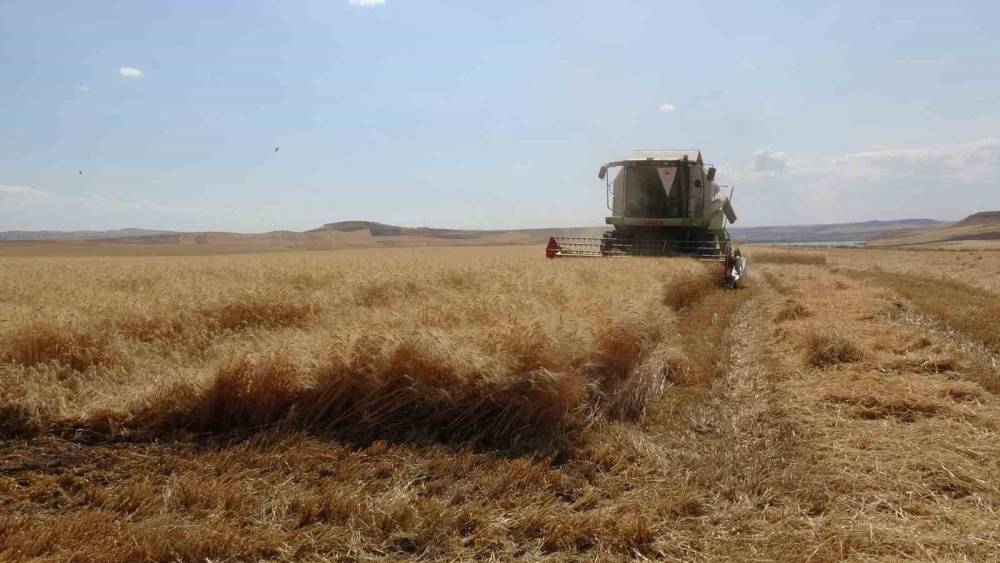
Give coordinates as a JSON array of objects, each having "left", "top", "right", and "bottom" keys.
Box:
[
  {"left": 598, "top": 165, "right": 608, "bottom": 180},
  {"left": 707, "top": 167, "right": 717, "bottom": 182}
]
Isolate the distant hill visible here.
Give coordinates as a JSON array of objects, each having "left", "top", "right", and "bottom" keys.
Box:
[
  {"left": 729, "top": 219, "right": 949, "bottom": 243},
  {"left": 0, "top": 228, "right": 175, "bottom": 241},
  {"left": 309, "top": 221, "right": 606, "bottom": 241},
  {"left": 955, "top": 211, "right": 1000, "bottom": 227},
  {"left": 0, "top": 221, "right": 609, "bottom": 255},
  {"left": 310, "top": 221, "right": 488, "bottom": 239},
  {"left": 868, "top": 211, "right": 1000, "bottom": 247},
  {"left": 7, "top": 215, "right": 989, "bottom": 253}
]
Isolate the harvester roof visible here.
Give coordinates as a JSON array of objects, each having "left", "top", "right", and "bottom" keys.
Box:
[{"left": 629, "top": 149, "right": 702, "bottom": 162}]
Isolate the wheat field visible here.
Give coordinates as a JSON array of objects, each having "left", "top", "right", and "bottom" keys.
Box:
[{"left": 2, "top": 244, "right": 999, "bottom": 560}]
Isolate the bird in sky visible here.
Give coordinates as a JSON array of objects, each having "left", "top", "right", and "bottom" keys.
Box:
[
  {"left": 274, "top": 146, "right": 280, "bottom": 152},
  {"left": 78, "top": 171, "right": 83, "bottom": 174}
]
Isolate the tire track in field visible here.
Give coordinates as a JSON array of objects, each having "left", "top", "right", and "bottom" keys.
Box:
[
  {"left": 848, "top": 269, "right": 1000, "bottom": 392},
  {"left": 652, "top": 281, "right": 831, "bottom": 559},
  {"left": 755, "top": 263, "right": 1000, "bottom": 560}
]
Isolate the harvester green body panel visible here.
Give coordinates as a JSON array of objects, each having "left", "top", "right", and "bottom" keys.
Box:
[
  {"left": 547, "top": 148, "right": 748, "bottom": 288},
  {"left": 602, "top": 149, "right": 736, "bottom": 244}
]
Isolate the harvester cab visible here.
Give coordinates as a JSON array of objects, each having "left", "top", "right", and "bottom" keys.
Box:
[{"left": 546, "top": 149, "right": 748, "bottom": 287}]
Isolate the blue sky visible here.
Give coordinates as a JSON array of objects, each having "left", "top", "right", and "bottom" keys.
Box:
[{"left": 2, "top": 0, "right": 999, "bottom": 231}]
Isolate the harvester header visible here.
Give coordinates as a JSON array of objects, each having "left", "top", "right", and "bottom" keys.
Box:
[{"left": 547, "top": 148, "right": 748, "bottom": 287}]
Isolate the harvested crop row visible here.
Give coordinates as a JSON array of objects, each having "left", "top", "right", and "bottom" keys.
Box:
[
  {"left": 751, "top": 250, "right": 827, "bottom": 265},
  {"left": 859, "top": 271, "right": 1000, "bottom": 351},
  {"left": 82, "top": 316, "right": 662, "bottom": 448},
  {"left": 852, "top": 270, "right": 1000, "bottom": 392}
]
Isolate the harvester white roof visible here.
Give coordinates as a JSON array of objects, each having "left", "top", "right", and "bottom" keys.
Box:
[{"left": 629, "top": 149, "right": 702, "bottom": 162}]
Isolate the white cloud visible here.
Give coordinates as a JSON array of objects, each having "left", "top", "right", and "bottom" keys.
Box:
[
  {"left": 720, "top": 138, "right": 1000, "bottom": 225},
  {"left": 78, "top": 85, "right": 91, "bottom": 92},
  {"left": 350, "top": 0, "right": 385, "bottom": 5},
  {"left": 752, "top": 149, "right": 787, "bottom": 172},
  {"left": 119, "top": 67, "right": 143, "bottom": 78},
  {"left": 0, "top": 185, "right": 47, "bottom": 200},
  {"left": 658, "top": 103, "right": 675, "bottom": 113}
]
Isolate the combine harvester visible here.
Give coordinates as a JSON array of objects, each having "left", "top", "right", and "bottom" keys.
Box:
[{"left": 546, "top": 149, "right": 748, "bottom": 288}]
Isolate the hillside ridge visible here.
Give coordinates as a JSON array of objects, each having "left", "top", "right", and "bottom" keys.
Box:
[
  {"left": 868, "top": 211, "right": 1000, "bottom": 247},
  {"left": 3, "top": 217, "right": 956, "bottom": 243}
]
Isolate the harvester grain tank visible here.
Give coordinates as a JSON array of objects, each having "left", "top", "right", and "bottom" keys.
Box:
[{"left": 546, "top": 149, "right": 748, "bottom": 287}]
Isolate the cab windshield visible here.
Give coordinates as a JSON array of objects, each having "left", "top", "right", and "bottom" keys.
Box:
[{"left": 623, "top": 164, "right": 683, "bottom": 218}]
